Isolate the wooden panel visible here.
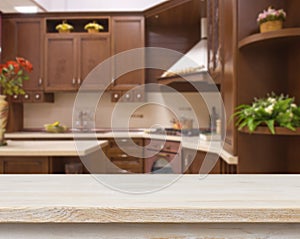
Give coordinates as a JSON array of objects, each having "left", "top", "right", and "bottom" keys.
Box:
[
  {"left": 145, "top": 0, "right": 202, "bottom": 84},
  {"left": 6, "top": 102, "right": 23, "bottom": 132},
  {"left": 220, "top": 0, "right": 237, "bottom": 155},
  {"left": 15, "top": 18, "right": 43, "bottom": 91},
  {"left": 110, "top": 158, "right": 143, "bottom": 173},
  {"left": 1, "top": 18, "right": 16, "bottom": 62},
  {"left": 237, "top": 134, "right": 286, "bottom": 173},
  {"left": 182, "top": 148, "right": 221, "bottom": 174},
  {"left": 79, "top": 35, "right": 111, "bottom": 88},
  {"left": 45, "top": 36, "right": 77, "bottom": 91},
  {"left": 0, "top": 157, "right": 49, "bottom": 174},
  {"left": 112, "top": 16, "right": 145, "bottom": 86},
  {"left": 237, "top": 0, "right": 286, "bottom": 40}
]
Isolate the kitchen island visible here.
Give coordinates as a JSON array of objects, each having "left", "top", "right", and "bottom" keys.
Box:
[
  {"left": 0, "top": 140, "right": 108, "bottom": 174},
  {"left": 5, "top": 131, "right": 238, "bottom": 166},
  {"left": 0, "top": 174, "right": 299, "bottom": 238}
]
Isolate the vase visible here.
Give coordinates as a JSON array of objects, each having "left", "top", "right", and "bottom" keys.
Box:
[
  {"left": 260, "top": 20, "right": 283, "bottom": 33},
  {"left": 0, "top": 95, "right": 9, "bottom": 146}
]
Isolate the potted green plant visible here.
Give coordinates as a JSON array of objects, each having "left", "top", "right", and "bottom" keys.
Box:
[
  {"left": 0, "top": 57, "right": 33, "bottom": 145},
  {"left": 257, "top": 6, "right": 286, "bottom": 33},
  {"left": 233, "top": 93, "right": 300, "bottom": 134}
]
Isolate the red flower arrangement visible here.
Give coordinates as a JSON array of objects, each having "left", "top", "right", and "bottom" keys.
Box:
[{"left": 0, "top": 57, "right": 33, "bottom": 95}]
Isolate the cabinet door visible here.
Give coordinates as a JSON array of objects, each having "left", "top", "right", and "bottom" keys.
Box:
[
  {"left": 78, "top": 35, "right": 111, "bottom": 90},
  {"left": 45, "top": 36, "right": 77, "bottom": 91},
  {"left": 15, "top": 18, "right": 44, "bottom": 91},
  {"left": 0, "top": 157, "right": 49, "bottom": 174},
  {"left": 111, "top": 16, "right": 145, "bottom": 86},
  {"left": 219, "top": 0, "right": 237, "bottom": 155},
  {"left": 207, "top": 0, "right": 222, "bottom": 84},
  {"left": 2, "top": 18, "right": 43, "bottom": 91},
  {"left": 182, "top": 149, "right": 220, "bottom": 174}
]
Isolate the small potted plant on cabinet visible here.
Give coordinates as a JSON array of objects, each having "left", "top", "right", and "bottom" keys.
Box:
[
  {"left": 84, "top": 21, "right": 104, "bottom": 33},
  {"left": 0, "top": 57, "right": 33, "bottom": 145},
  {"left": 233, "top": 93, "right": 300, "bottom": 134},
  {"left": 55, "top": 20, "right": 74, "bottom": 33},
  {"left": 257, "top": 6, "right": 286, "bottom": 33}
]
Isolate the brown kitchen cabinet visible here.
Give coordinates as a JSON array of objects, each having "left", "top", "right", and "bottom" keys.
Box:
[
  {"left": 2, "top": 17, "right": 44, "bottom": 91},
  {"left": 105, "top": 138, "right": 144, "bottom": 173},
  {"left": 144, "top": 139, "right": 182, "bottom": 173},
  {"left": 110, "top": 16, "right": 145, "bottom": 101},
  {"left": 217, "top": 0, "right": 300, "bottom": 173},
  {"left": 45, "top": 34, "right": 110, "bottom": 91},
  {"left": 2, "top": 16, "right": 54, "bottom": 103},
  {"left": 207, "top": 0, "right": 222, "bottom": 85},
  {"left": 182, "top": 148, "right": 221, "bottom": 174},
  {"left": 0, "top": 157, "right": 49, "bottom": 174}
]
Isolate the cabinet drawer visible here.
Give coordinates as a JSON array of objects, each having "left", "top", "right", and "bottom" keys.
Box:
[
  {"left": 109, "top": 138, "right": 143, "bottom": 148},
  {"left": 145, "top": 139, "right": 180, "bottom": 153},
  {"left": 0, "top": 157, "right": 49, "bottom": 174},
  {"left": 107, "top": 138, "right": 143, "bottom": 158},
  {"left": 110, "top": 157, "right": 143, "bottom": 173}
]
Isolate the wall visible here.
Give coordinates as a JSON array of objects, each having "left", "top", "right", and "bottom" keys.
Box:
[
  {"left": 35, "top": 0, "right": 167, "bottom": 12},
  {"left": 24, "top": 91, "right": 222, "bottom": 130}
]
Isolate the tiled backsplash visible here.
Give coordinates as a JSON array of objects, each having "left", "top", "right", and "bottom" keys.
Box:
[{"left": 24, "top": 92, "right": 221, "bottom": 129}]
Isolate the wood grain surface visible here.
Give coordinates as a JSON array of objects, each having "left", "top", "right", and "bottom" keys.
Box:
[{"left": 0, "top": 174, "right": 299, "bottom": 223}]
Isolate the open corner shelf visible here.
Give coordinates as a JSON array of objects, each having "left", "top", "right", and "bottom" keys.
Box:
[
  {"left": 238, "top": 28, "right": 300, "bottom": 49},
  {"left": 239, "top": 126, "right": 300, "bottom": 136}
]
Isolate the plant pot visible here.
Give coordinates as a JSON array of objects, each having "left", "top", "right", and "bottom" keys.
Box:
[
  {"left": 0, "top": 95, "right": 9, "bottom": 146},
  {"left": 58, "top": 29, "right": 71, "bottom": 33},
  {"left": 87, "top": 28, "right": 99, "bottom": 33},
  {"left": 260, "top": 20, "right": 283, "bottom": 33}
]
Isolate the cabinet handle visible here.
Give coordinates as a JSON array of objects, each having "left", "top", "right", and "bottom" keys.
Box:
[
  {"left": 13, "top": 95, "right": 18, "bottom": 99},
  {"left": 72, "top": 78, "right": 76, "bottom": 85},
  {"left": 157, "top": 153, "right": 170, "bottom": 158},
  {"left": 136, "top": 93, "right": 142, "bottom": 99},
  {"left": 77, "top": 78, "right": 81, "bottom": 85},
  {"left": 35, "top": 94, "right": 40, "bottom": 100},
  {"left": 38, "top": 78, "right": 43, "bottom": 86},
  {"left": 24, "top": 94, "right": 30, "bottom": 99}
]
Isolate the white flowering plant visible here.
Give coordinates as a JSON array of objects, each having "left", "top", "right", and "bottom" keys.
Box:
[
  {"left": 233, "top": 93, "right": 300, "bottom": 134},
  {"left": 257, "top": 6, "right": 286, "bottom": 25}
]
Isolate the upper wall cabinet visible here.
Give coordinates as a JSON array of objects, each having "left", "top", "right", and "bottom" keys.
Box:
[
  {"left": 2, "top": 17, "right": 53, "bottom": 102},
  {"left": 145, "top": 0, "right": 203, "bottom": 87},
  {"left": 45, "top": 34, "right": 110, "bottom": 91},
  {"left": 44, "top": 16, "right": 111, "bottom": 92},
  {"left": 110, "top": 16, "right": 145, "bottom": 102},
  {"left": 111, "top": 16, "right": 145, "bottom": 88},
  {"left": 2, "top": 18, "right": 43, "bottom": 91}
]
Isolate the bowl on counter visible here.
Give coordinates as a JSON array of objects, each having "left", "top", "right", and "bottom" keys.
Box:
[{"left": 44, "top": 124, "right": 68, "bottom": 133}]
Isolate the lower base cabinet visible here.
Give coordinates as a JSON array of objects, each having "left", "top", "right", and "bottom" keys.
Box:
[
  {"left": 105, "top": 138, "right": 144, "bottom": 173},
  {"left": 182, "top": 149, "right": 222, "bottom": 174},
  {"left": 0, "top": 157, "right": 49, "bottom": 174},
  {"left": 0, "top": 156, "right": 88, "bottom": 174}
]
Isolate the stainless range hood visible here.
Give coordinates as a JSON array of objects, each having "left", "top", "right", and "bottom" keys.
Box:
[{"left": 158, "top": 18, "right": 217, "bottom": 92}]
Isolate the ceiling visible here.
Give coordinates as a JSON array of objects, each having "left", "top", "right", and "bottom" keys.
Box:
[{"left": 0, "top": 0, "right": 168, "bottom": 13}]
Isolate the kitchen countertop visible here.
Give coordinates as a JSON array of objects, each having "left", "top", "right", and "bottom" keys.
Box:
[
  {"left": 0, "top": 140, "right": 108, "bottom": 156},
  {"left": 0, "top": 174, "right": 299, "bottom": 223},
  {"left": 5, "top": 131, "right": 238, "bottom": 165}
]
